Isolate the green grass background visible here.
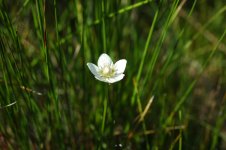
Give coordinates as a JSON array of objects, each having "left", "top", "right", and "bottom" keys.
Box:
[{"left": 0, "top": 0, "right": 226, "bottom": 149}]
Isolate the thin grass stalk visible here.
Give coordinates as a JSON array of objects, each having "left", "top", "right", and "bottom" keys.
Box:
[
  {"left": 90, "top": 0, "right": 152, "bottom": 26},
  {"left": 142, "top": 0, "right": 197, "bottom": 87},
  {"left": 184, "top": 5, "right": 226, "bottom": 49},
  {"left": 179, "top": 110, "right": 182, "bottom": 150},
  {"left": 133, "top": 79, "right": 150, "bottom": 150},
  {"left": 145, "top": 0, "right": 180, "bottom": 83},
  {"left": 131, "top": 10, "right": 159, "bottom": 105},
  {"left": 210, "top": 106, "right": 226, "bottom": 150},
  {"left": 101, "top": 84, "right": 109, "bottom": 134},
  {"left": 81, "top": 1, "right": 87, "bottom": 104},
  {"left": 101, "top": 0, "right": 107, "bottom": 52}
]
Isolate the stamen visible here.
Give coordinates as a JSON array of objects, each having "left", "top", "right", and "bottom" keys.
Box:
[{"left": 100, "top": 65, "right": 115, "bottom": 77}]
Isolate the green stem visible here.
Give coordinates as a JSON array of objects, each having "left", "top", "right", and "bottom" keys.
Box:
[
  {"left": 101, "top": 84, "right": 108, "bottom": 133},
  {"left": 101, "top": 0, "right": 107, "bottom": 52}
]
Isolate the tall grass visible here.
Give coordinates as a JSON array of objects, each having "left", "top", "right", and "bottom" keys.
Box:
[{"left": 0, "top": 0, "right": 226, "bottom": 149}]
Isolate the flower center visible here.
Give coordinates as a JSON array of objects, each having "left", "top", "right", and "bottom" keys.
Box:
[
  {"left": 103, "top": 67, "right": 110, "bottom": 74},
  {"left": 100, "top": 65, "right": 115, "bottom": 77}
]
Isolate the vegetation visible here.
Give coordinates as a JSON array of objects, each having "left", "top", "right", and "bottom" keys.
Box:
[{"left": 0, "top": 0, "right": 226, "bottom": 149}]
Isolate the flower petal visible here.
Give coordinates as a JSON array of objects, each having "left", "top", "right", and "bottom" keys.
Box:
[
  {"left": 97, "top": 53, "right": 113, "bottom": 68},
  {"left": 114, "top": 59, "right": 127, "bottom": 74},
  {"left": 107, "top": 74, "right": 125, "bottom": 83},
  {"left": 87, "top": 63, "right": 100, "bottom": 77},
  {"left": 94, "top": 74, "right": 125, "bottom": 83},
  {"left": 95, "top": 76, "right": 109, "bottom": 83}
]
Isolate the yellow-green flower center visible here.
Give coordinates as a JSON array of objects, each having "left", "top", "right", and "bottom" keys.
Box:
[
  {"left": 99, "top": 65, "right": 115, "bottom": 78},
  {"left": 103, "top": 67, "right": 110, "bottom": 74}
]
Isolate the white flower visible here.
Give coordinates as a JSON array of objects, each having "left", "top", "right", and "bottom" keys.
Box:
[{"left": 87, "top": 53, "right": 127, "bottom": 84}]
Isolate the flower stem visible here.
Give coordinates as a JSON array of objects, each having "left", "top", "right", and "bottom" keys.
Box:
[{"left": 101, "top": 85, "right": 109, "bottom": 133}]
